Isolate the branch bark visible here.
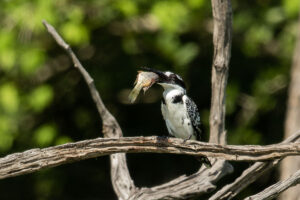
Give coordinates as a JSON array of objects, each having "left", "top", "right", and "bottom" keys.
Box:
[
  {"left": 130, "top": 160, "right": 232, "bottom": 200},
  {"left": 204, "top": 1, "right": 234, "bottom": 199},
  {"left": 43, "top": 21, "right": 136, "bottom": 200},
  {"left": 209, "top": 130, "right": 300, "bottom": 200},
  {"left": 245, "top": 169, "right": 300, "bottom": 200},
  {"left": 280, "top": 11, "right": 300, "bottom": 200},
  {"left": 209, "top": 0, "right": 232, "bottom": 145},
  {"left": 1, "top": 135, "right": 300, "bottom": 180}
]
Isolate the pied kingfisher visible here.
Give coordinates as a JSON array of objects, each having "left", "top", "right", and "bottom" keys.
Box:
[{"left": 143, "top": 68, "right": 211, "bottom": 167}]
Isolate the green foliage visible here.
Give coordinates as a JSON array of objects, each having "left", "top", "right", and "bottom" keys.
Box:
[
  {"left": 33, "top": 124, "right": 57, "bottom": 147},
  {"left": 55, "top": 136, "right": 72, "bottom": 145},
  {"left": 152, "top": 1, "right": 189, "bottom": 33},
  {"left": 226, "top": 83, "right": 240, "bottom": 115},
  {"left": 60, "top": 6, "right": 90, "bottom": 45},
  {"left": 28, "top": 85, "right": 54, "bottom": 112},
  {"left": 0, "top": 116, "right": 14, "bottom": 151},
  {"left": 282, "top": 0, "right": 300, "bottom": 17},
  {"left": 187, "top": 0, "right": 205, "bottom": 9},
  {"left": 244, "top": 24, "right": 273, "bottom": 56},
  {"left": 114, "top": 0, "right": 138, "bottom": 17},
  {"left": 21, "top": 48, "right": 46, "bottom": 75},
  {"left": 0, "top": 83, "right": 19, "bottom": 113},
  {"left": 229, "top": 127, "right": 262, "bottom": 145},
  {"left": 0, "top": 31, "right": 17, "bottom": 70}
]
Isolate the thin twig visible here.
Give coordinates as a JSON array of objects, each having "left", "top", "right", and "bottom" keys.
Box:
[
  {"left": 244, "top": 169, "right": 300, "bottom": 200},
  {"left": 43, "top": 20, "right": 112, "bottom": 132},
  {"left": 1, "top": 134, "right": 300, "bottom": 180}
]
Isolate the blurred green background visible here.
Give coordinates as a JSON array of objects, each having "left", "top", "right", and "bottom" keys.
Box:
[{"left": 0, "top": 0, "right": 299, "bottom": 199}]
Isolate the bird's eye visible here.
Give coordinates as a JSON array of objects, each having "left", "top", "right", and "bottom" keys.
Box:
[{"left": 170, "top": 74, "right": 176, "bottom": 79}]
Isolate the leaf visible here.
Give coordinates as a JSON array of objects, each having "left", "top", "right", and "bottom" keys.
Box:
[
  {"left": 33, "top": 124, "right": 57, "bottom": 147},
  {"left": 28, "top": 85, "right": 54, "bottom": 112},
  {"left": 20, "top": 48, "right": 45, "bottom": 75},
  {"left": 60, "top": 22, "right": 89, "bottom": 45},
  {"left": 0, "top": 83, "right": 19, "bottom": 113}
]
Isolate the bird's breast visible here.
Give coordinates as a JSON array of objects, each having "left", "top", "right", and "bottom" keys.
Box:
[{"left": 161, "top": 98, "right": 194, "bottom": 139}]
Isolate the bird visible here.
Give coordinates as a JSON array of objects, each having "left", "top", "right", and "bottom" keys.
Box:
[{"left": 142, "top": 68, "right": 211, "bottom": 168}]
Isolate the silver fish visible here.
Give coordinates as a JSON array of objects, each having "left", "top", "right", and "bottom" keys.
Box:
[{"left": 128, "top": 71, "right": 158, "bottom": 103}]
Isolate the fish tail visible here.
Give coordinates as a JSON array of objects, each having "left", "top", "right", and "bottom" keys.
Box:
[{"left": 128, "top": 84, "right": 143, "bottom": 103}]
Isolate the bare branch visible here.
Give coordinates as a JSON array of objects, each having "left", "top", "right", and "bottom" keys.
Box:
[
  {"left": 209, "top": 130, "right": 300, "bottom": 200},
  {"left": 244, "top": 169, "right": 300, "bottom": 200},
  {"left": 43, "top": 20, "right": 135, "bottom": 200},
  {"left": 280, "top": 10, "right": 300, "bottom": 200},
  {"left": 1, "top": 135, "right": 300, "bottom": 180},
  {"left": 42, "top": 20, "right": 117, "bottom": 137},
  {"left": 210, "top": 162, "right": 278, "bottom": 200},
  {"left": 130, "top": 160, "right": 233, "bottom": 200},
  {"left": 206, "top": 1, "right": 234, "bottom": 197},
  {"left": 209, "top": 0, "right": 232, "bottom": 145}
]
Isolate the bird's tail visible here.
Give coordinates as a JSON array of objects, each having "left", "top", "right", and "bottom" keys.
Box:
[{"left": 194, "top": 156, "right": 212, "bottom": 168}]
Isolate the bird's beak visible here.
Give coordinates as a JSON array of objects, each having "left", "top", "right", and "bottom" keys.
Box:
[{"left": 140, "top": 67, "right": 167, "bottom": 83}]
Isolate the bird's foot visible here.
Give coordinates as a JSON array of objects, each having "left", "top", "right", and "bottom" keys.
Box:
[
  {"left": 158, "top": 135, "right": 169, "bottom": 140},
  {"left": 183, "top": 135, "right": 192, "bottom": 143},
  {"left": 157, "top": 135, "right": 169, "bottom": 145}
]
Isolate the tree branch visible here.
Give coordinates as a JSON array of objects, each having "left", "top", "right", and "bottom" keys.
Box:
[
  {"left": 209, "top": 130, "right": 300, "bottom": 200},
  {"left": 206, "top": 1, "right": 234, "bottom": 198},
  {"left": 43, "top": 20, "right": 136, "bottom": 200},
  {"left": 1, "top": 134, "right": 300, "bottom": 180},
  {"left": 130, "top": 160, "right": 233, "bottom": 200},
  {"left": 280, "top": 10, "right": 300, "bottom": 200},
  {"left": 244, "top": 169, "right": 300, "bottom": 200},
  {"left": 209, "top": 0, "right": 232, "bottom": 145}
]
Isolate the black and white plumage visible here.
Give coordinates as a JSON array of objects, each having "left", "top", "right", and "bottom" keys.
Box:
[
  {"left": 185, "top": 96, "right": 202, "bottom": 140},
  {"left": 142, "top": 69, "right": 202, "bottom": 140},
  {"left": 161, "top": 87, "right": 201, "bottom": 141},
  {"left": 142, "top": 68, "right": 211, "bottom": 167}
]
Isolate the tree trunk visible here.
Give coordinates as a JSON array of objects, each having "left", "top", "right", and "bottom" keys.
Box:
[{"left": 280, "top": 12, "right": 300, "bottom": 200}]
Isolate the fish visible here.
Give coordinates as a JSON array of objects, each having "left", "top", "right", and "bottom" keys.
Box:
[{"left": 128, "top": 70, "right": 159, "bottom": 103}]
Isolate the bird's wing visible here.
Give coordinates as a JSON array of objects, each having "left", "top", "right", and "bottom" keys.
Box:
[{"left": 183, "top": 95, "right": 202, "bottom": 140}]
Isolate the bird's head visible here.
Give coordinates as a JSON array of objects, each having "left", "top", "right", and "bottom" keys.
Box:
[{"left": 142, "top": 67, "right": 186, "bottom": 91}]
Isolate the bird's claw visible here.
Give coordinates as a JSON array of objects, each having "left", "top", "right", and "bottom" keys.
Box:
[{"left": 183, "top": 135, "right": 192, "bottom": 143}]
